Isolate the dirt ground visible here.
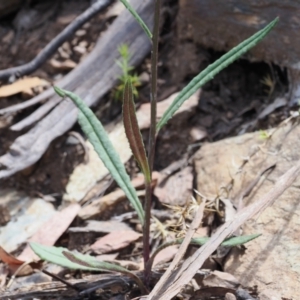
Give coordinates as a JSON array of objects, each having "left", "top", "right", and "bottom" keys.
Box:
[{"left": 0, "top": 0, "right": 295, "bottom": 299}]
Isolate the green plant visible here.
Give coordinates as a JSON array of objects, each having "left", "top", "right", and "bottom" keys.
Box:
[
  {"left": 114, "top": 44, "right": 141, "bottom": 101},
  {"left": 31, "top": 233, "right": 260, "bottom": 294},
  {"left": 31, "top": 0, "right": 278, "bottom": 293},
  {"left": 259, "top": 129, "right": 271, "bottom": 140}
]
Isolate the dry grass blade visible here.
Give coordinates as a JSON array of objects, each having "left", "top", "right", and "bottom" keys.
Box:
[
  {"left": 148, "top": 161, "right": 300, "bottom": 299},
  {"left": 148, "top": 198, "right": 206, "bottom": 295}
]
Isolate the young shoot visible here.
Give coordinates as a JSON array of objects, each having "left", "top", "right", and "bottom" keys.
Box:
[{"left": 114, "top": 44, "right": 141, "bottom": 101}]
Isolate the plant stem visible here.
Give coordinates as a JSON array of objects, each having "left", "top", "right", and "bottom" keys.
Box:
[
  {"left": 143, "top": 0, "right": 161, "bottom": 285},
  {"left": 143, "top": 181, "right": 153, "bottom": 283},
  {"left": 148, "top": 0, "right": 160, "bottom": 171}
]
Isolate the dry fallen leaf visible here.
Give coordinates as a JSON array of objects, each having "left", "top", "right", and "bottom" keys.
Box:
[
  {"left": 18, "top": 204, "right": 80, "bottom": 261},
  {"left": 79, "top": 172, "right": 159, "bottom": 220},
  {"left": 90, "top": 230, "right": 141, "bottom": 254},
  {"left": 153, "top": 245, "right": 179, "bottom": 267},
  {"left": 154, "top": 166, "right": 193, "bottom": 206},
  {"left": 0, "top": 77, "right": 49, "bottom": 98},
  {"left": 69, "top": 220, "right": 131, "bottom": 233},
  {"left": 0, "top": 246, "right": 42, "bottom": 276},
  {"left": 201, "top": 270, "right": 240, "bottom": 289},
  {"left": 0, "top": 246, "right": 24, "bottom": 266},
  {"left": 0, "top": 198, "right": 56, "bottom": 253},
  {"left": 49, "top": 58, "right": 77, "bottom": 71}
]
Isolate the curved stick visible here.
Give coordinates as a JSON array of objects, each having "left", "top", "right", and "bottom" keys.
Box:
[{"left": 0, "top": 0, "right": 112, "bottom": 81}]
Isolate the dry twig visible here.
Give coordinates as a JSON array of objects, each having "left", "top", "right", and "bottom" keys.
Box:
[
  {"left": 0, "top": 0, "right": 113, "bottom": 82},
  {"left": 147, "top": 198, "right": 206, "bottom": 297}
]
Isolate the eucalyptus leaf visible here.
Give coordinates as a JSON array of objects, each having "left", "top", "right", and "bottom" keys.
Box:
[
  {"left": 157, "top": 18, "right": 278, "bottom": 130},
  {"left": 54, "top": 86, "right": 144, "bottom": 224}
]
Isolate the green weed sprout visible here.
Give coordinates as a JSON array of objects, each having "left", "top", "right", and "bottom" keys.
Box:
[
  {"left": 31, "top": 0, "right": 278, "bottom": 292},
  {"left": 114, "top": 44, "right": 141, "bottom": 101},
  {"left": 259, "top": 129, "right": 271, "bottom": 140}
]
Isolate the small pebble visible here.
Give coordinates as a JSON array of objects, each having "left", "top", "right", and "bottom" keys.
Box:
[
  {"left": 225, "top": 293, "right": 236, "bottom": 300},
  {"left": 190, "top": 126, "right": 207, "bottom": 142},
  {"left": 74, "top": 45, "right": 86, "bottom": 55}
]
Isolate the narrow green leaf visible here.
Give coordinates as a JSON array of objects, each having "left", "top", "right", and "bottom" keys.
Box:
[
  {"left": 220, "top": 233, "right": 261, "bottom": 247},
  {"left": 62, "top": 250, "right": 127, "bottom": 272},
  {"left": 62, "top": 251, "right": 147, "bottom": 293},
  {"left": 156, "top": 18, "right": 278, "bottom": 131},
  {"left": 30, "top": 242, "right": 99, "bottom": 271},
  {"left": 119, "top": 0, "right": 152, "bottom": 40},
  {"left": 190, "top": 233, "right": 261, "bottom": 247},
  {"left": 30, "top": 243, "right": 147, "bottom": 293},
  {"left": 54, "top": 86, "right": 144, "bottom": 225},
  {"left": 123, "top": 80, "right": 150, "bottom": 182}
]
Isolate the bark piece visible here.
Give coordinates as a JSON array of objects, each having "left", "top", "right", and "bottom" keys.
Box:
[
  {"left": 90, "top": 230, "right": 141, "bottom": 254},
  {"left": 69, "top": 220, "right": 131, "bottom": 233},
  {"left": 18, "top": 204, "right": 80, "bottom": 262},
  {"left": 0, "top": 77, "right": 49, "bottom": 97},
  {"left": 0, "top": 198, "right": 55, "bottom": 253}
]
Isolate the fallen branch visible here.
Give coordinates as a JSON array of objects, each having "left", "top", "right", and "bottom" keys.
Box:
[{"left": 0, "top": 0, "right": 113, "bottom": 82}]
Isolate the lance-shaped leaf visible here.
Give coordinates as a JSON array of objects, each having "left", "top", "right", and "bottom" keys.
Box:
[
  {"left": 123, "top": 80, "right": 150, "bottom": 183},
  {"left": 156, "top": 18, "right": 278, "bottom": 131},
  {"left": 30, "top": 242, "right": 147, "bottom": 293},
  {"left": 119, "top": 0, "right": 152, "bottom": 40},
  {"left": 146, "top": 234, "right": 261, "bottom": 272},
  {"left": 61, "top": 251, "right": 147, "bottom": 293},
  {"left": 54, "top": 86, "right": 144, "bottom": 225}
]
